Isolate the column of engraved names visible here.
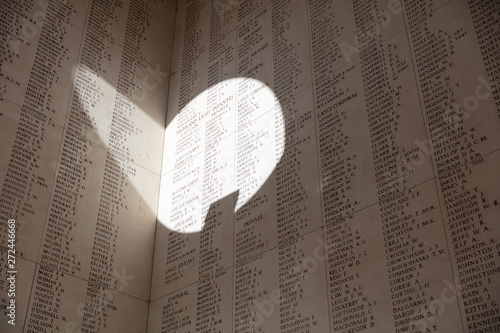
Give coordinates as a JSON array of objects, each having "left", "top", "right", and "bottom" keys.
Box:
[
  {"left": 23, "top": 2, "right": 85, "bottom": 330},
  {"left": 0, "top": 1, "right": 36, "bottom": 103},
  {"left": 159, "top": 288, "right": 194, "bottom": 332},
  {"left": 15, "top": 1, "right": 87, "bottom": 331},
  {"left": 164, "top": 0, "right": 205, "bottom": 287},
  {"left": 163, "top": 119, "right": 201, "bottom": 290},
  {"left": 234, "top": 6, "right": 276, "bottom": 331},
  {"left": 209, "top": 0, "right": 236, "bottom": 64},
  {"left": 29, "top": 265, "right": 72, "bottom": 332},
  {"left": 234, "top": 262, "right": 254, "bottom": 332},
  {"left": 278, "top": 239, "right": 306, "bottom": 332},
  {"left": 36, "top": 0, "right": 124, "bottom": 330},
  {"left": 237, "top": 0, "right": 265, "bottom": 23},
  {"left": 233, "top": 67, "right": 267, "bottom": 333},
  {"left": 272, "top": 1, "right": 322, "bottom": 332},
  {"left": 39, "top": 0, "right": 120, "bottom": 276},
  {"left": 80, "top": 0, "right": 155, "bottom": 331},
  {"left": 404, "top": 1, "right": 500, "bottom": 331},
  {"left": 234, "top": 254, "right": 271, "bottom": 332},
  {"left": 165, "top": 105, "right": 200, "bottom": 285},
  {"left": 0, "top": 1, "right": 75, "bottom": 260},
  {"left": 195, "top": 4, "right": 236, "bottom": 329},
  {"left": 234, "top": 5, "right": 271, "bottom": 264},
  {"left": 468, "top": 0, "right": 500, "bottom": 118},
  {"left": 308, "top": 1, "right": 371, "bottom": 331},
  {"left": 354, "top": 0, "right": 450, "bottom": 331},
  {"left": 178, "top": 0, "right": 205, "bottom": 111},
  {"left": 196, "top": 195, "right": 228, "bottom": 332},
  {"left": 308, "top": 0, "right": 361, "bottom": 222},
  {"left": 273, "top": 0, "right": 311, "bottom": 245}
]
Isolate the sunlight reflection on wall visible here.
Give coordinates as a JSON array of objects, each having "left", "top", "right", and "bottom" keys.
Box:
[
  {"left": 158, "top": 78, "right": 284, "bottom": 233},
  {"left": 76, "top": 63, "right": 166, "bottom": 227}
]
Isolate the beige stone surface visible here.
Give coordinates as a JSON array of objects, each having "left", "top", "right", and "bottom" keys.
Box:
[
  {"left": 0, "top": 0, "right": 499, "bottom": 332},
  {"left": 0, "top": 0, "right": 174, "bottom": 330},
  {"left": 22, "top": 264, "right": 149, "bottom": 333},
  {"left": 152, "top": 0, "right": 500, "bottom": 332},
  {"left": 148, "top": 283, "right": 198, "bottom": 332}
]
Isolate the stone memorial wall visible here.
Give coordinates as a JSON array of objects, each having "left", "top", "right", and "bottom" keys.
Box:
[
  {"left": 0, "top": 0, "right": 176, "bottom": 332},
  {"left": 1, "top": 0, "right": 499, "bottom": 333},
  {"left": 150, "top": 0, "right": 500, "bottom": 332}
]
